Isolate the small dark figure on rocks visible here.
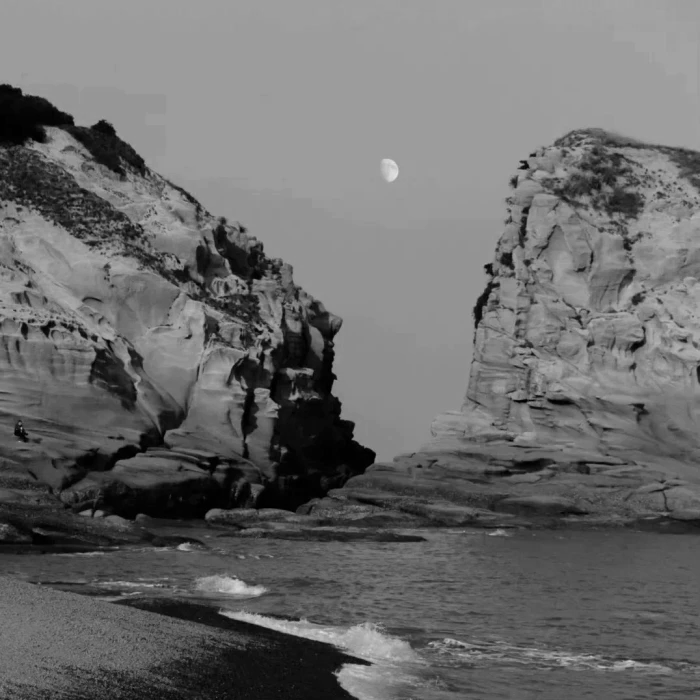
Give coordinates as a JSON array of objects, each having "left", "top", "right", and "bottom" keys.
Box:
[{"left": 14, "top": 420, "right": 28, "bottom": 442}]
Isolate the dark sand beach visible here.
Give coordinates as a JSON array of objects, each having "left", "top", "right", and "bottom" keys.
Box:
[{"left": 0, "top": 576, "right": 364, "bottom": 699}]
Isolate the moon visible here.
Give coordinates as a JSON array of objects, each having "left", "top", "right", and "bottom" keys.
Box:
[{"left": 380, "top": 158, "right": 399, "bottom": 183}]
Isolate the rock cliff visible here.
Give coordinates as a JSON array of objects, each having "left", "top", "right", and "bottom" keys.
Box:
[
  {"left": 0, "top": 86, "right": 373, "bottom": 519},
  {"left": 320, "top": 128, "right": 700, "bottom": 529}
]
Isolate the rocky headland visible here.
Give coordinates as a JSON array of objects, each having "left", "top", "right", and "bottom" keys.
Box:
[
  {"left": 315, "top": 128, "right": 700, "bottom": 532},
  {"left": 5, "top": 83, "right": 700, "bottom": 544},
  {"left": 0, "top": 84, "right": 374, "bottom": 547}
]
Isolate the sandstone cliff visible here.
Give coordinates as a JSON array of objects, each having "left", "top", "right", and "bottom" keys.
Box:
[
  {"left": 0, "top": 86, "right": 373, "bottom": 519},
  {"left": 319, "top": 128, "right": 700, "bottom": 529}
]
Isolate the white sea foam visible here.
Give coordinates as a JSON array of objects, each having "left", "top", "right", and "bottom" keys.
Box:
[
  {"left": 194, "top": 575, "right": 267, "bottom": 597},
  {"left": 176, "top": 542, "right": 203, "bottom": 552},
  {"left": 427, "top": 637, "right": 675, "bottom": 674},
  {"left": 112, "top": 546, "right": 174, "bottom": 554},
  {"left": 221, "top": 611, "right": 419, "bottom": 663},
  {"left": 221, "top": 611, "right": 426, "bottom": 700},
  {"left": 96, "top": 580, "right": 172, "bottom": 589},
  {"left": 335, "top": 662, "right": 435, "bottom": 700},
  {"left": 487, "top": 529, "right": 512, "bottom": 537}
]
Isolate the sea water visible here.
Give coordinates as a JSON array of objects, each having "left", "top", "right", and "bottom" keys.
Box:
[{"left": 3, "top": 527, "right": 700, "bottom": 699}]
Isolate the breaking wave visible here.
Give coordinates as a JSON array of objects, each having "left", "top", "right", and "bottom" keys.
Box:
[
  {"left": 487, "top": 528, "right": 512, "bottom": 537},
  {"left": 221, "top": 611, "right": 419, "bottom": 662},
  {"left": 194, "top": 575, "right": 267, "bottom": 597},
  {"left": 220, "top": 611, "right": 426, "bottom": 700},
  {"left": 176, "top": 542, "right": 203, "bottom": 552}
]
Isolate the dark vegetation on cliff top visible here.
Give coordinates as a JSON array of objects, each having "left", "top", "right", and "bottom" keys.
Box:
[
  {"left": 0, "top": 85, "right": 303, "bottom": 365},
  {"left": 479, "top": 128, "right": 668, "bottom": 325},
  {"left": 0, "top": 84, "right": 146, "bottom": 179},
  {"left": 479, "top": 126, "right": 700, "bottom": 328},
  {"left": 0, "top": 84, "right": 267, "bottom": 290},
  {"left": 0, "top": 83, "right": 205, "bottom": 219},
  {"left": 555, "top": 127, "right": 700, "bottom": 196},
  {"left": 0, "top": 83, "right": 74, "bottom": 145},
  {"left": 546, "top": 143, "right": 645, "bottom": 219},
  {"left": 64, "top": 120, "right": 147, "bottom": 177}
]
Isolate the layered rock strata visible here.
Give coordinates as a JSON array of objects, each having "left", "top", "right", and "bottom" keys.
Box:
[
  {"left": 0, "top": 103, "right": 373, "bottom": 518},
  {"left": 321, "top": 128, "right": 700, "bottom": 529}
]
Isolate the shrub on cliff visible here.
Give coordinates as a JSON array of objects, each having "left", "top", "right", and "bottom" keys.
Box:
[
  {"left": 548, "top": 146, "right": 644, "bottom": 219},
  {"left": 555, "top": 127, "right": 700, "bottom": 195},
  {"left": 553, "top": 128, "right": 647, "bottom": 149},
  {"left": 0, "top": 85, "right": 146, "bottom": 178},
  {"left": 663, "top": 148, "right": 700, "bottom": 193},
  {"left": 64, "top": 121, "right": 146, "bottom": 177},
  {"left": 0, "top": 84, "right": 74, "bottom": 146},
  {"left": 604, "top": 187, "right": 644, "bottom": 218},
  {"left": 570, "top": 147, "right": 625, "bottom": 193},
  {"left": 563, "top": 172, "right": 602, "bottom": 198},
  {"left": 91, "top": 119, "right": 117, "bottom": 137}
]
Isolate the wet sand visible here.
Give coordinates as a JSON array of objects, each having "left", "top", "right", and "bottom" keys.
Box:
[{"left": 0, "top": 576, "right": 364, "bottom": 699}]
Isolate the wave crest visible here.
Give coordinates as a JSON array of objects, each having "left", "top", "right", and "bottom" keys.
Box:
[
  {"left": 220, "top": 612, "right": 424, "bottom": 700},
  {"left": 194, "top": 575, "right": 267, "bottom": 597},
  {"left": 221, "top": 611, "right": 419, "bottom": 663}
]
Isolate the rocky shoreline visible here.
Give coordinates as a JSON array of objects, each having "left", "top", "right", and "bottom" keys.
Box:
[
  {"left": 3, "top": 481, "right": 700, "bottom": 556},
  {"left": 0, "top": 575, "right": 363, "bottom": 700},
  {"left": 5, "top": 114, "right": 700, "bottom": 544}
]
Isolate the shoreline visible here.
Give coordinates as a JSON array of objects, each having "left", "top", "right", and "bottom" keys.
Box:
[
  {"left": 4, "top": 498, "right": 700, "bottom": 558},
  {"left": 0, "top": 576, "right": 366, "bottom": 700}
]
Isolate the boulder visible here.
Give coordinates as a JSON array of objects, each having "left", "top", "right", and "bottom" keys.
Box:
[
  {"left": 664, "top": 486, "right": 700, "bottom": 513},
  {"left": 204, "top": 507, "right": 310, "bottom": 527}
]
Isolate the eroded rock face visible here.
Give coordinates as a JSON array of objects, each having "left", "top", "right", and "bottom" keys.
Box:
[
  {"left": 0, "top": 125, "right": 373, "bottom": 516},
  {"left": 441, "top": 129, "right": 700, "bottom": 463},
  {"left": 328, "top": 128, "right": 700, "bottom": 528}
]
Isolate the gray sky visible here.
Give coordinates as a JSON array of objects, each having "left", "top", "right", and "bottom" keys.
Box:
[{"left": 2, "top": 0, "right": 700, "bottom": 460}]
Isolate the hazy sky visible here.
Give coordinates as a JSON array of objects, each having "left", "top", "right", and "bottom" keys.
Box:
[{"left": 2, "top": 1, "right": 700, "bottom": 460}]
